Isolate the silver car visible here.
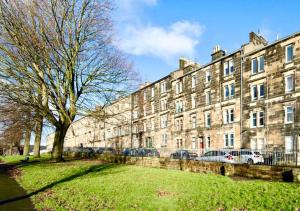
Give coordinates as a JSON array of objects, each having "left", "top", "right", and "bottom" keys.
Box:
[
  {"left": 195, "top": 150, "right": 236, "bottom": 163},
  {"left": 229, "top": 150, "right": 264, "bottom": 164}
]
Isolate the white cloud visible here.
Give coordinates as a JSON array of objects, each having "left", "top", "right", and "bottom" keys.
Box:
[{"left": 119, "top": 21, "right": 205, "bottom": 63}]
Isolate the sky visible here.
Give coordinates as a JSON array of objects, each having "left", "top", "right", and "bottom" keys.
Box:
[
  {"left": 114, "top": 0, "right": 300, "bottom": 82},
  {"left": 39, "top": 0, "right": 300, "bottom": 145}
]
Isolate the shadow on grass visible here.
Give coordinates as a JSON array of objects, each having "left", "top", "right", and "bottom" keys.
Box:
[{"left": 0, "top": 163, "right": 116, "bottom": 206}]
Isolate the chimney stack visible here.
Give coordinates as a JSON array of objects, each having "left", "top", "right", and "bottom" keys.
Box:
[{"left": 211, "top": 45, "right": 225, "bottom": 61}]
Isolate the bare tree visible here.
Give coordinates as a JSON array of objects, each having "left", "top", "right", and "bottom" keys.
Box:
[{"left": 0, "top": 0, "right": 135, "bottom": 161}]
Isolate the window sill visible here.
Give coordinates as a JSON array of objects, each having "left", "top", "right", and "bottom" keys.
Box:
[{"left": 250, "top": 70, "right": 265, "bottom": 76}]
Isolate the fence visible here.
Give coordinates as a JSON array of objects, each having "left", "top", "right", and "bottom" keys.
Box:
[{"left": 63, "top": 146, "right": 300, "bottom": 167}]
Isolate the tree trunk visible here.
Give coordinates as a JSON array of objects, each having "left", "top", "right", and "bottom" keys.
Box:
[
  {"left": 23, "top": 124, "right": 32, "bottom": 156},
  {"left": 33, "top": 116, "right": 43, "bottom": 158},
  {"left": 8, "top": 142, "right": 13, "bottom": 155},
  {"left": 51, "top": 123, "right": 70, "bottom": 162}
]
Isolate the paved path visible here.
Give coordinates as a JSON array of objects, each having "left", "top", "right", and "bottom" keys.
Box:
[{"left": 0, "top": 164, "right": 34, "bottom": 211}]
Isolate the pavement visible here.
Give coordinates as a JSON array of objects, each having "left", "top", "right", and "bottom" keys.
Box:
[{"left": 0, "top": 164, "right": 34, "bottom": 211}]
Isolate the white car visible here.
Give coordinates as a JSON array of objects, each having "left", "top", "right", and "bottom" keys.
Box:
[
  {"left": 195, "top": 150, "right": 236, "bottom": 163},
  {"left": 229, "top": 150, "right": 264, "bottom": 164}
]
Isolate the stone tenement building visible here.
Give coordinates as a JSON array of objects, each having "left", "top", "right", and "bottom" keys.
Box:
[{"left": 47, "top": 31, "right": 300, "bottom": 156}]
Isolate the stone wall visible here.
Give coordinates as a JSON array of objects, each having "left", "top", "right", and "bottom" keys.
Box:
[{"left": 67, "top": 152, "right": 300, "bottom": 183}]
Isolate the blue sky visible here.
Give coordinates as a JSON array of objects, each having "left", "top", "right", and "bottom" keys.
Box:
[{"left": 115, "top": 0, "right": 300, "bottom": 82}]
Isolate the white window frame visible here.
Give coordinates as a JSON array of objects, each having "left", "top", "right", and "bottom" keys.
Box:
[
  {"left": 143, "top": 90, "right": 147, "bottom": 100},
  {"left": 285, "top": 106, "right": 294, "bottom": 124},
  {"left": 285, "top": 44, "right": 294, "bottom": 63},
  {"left": 191, "top": 114, "right": 197, "bottom": 129},
  {"left": 229, "top": 60, "right": 234, "bottom": 74},
  {"left": 151, "top": 102, "right": 155, "bottom": 114},
  {"left": 205, "top": 136, "right": 211, "bottom": 149},
  {"left": 224, "top": 133, "right": 234, "bottom": 148},
  {"left": 191, "top": 94, "right": 196, "bottom": 109},
  {"left": 151, "top": 87, "right": 155, "bottom": 98},
  {"left": 205, "top": 70, "right": 211, "bottom": 83},
  {"left": 258, "top": 111, "right": 265, "bottom": 127},
  {"left": 175, "top": 81, "right": 183, "bottom": 94},
  {"left": 205, "top": 112, "right": 211, "bottom": 128},
  {"left": 251, "top": 84, "right": 264, "bottom": 101},
  {"left": 285, "top": 136, "right": 294, "bottom": 154},
  {"left": 161, "top": 99, "right": 167, "bottom": 111},
  {"left": 205, "top": 90, "right": 211, "bottom": 105},
  {"left": 285, "top": 74, "right": 294, "bottom": 93},
  {"left": 160, "top": 81, "right": 167, "bottom": 94},
  {"left": 191, "top": 75, "right": 196, "bottom": 89},
  {"left": 160, "top": 115, "right": 168, "bottom": 128},
  {"left": 191, "top": 137, "right": 197, "bottom": 149},
  {"left": 258, "top": 56, "right": 264, "bottom": 72},
  {"left": 223, "top": 61, "right": 229, "bottom": 76}
]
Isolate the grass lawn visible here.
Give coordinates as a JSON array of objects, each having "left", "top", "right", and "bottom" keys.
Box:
[{"left": 1, "top": 155, "right": 300, "bottom": 210}]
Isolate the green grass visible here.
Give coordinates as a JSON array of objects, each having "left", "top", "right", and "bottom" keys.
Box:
[{"left": 1, "top": 155, "right": 300, "bottom": 210}]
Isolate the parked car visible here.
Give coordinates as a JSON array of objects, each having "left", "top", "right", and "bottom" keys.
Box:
[
  {"left": 229, "top": 150, "right": 264, "bottom": 164},
  {"left": 137, "top": 148, "right": 159, "bottom": 157},
  {"left": 95, "top": 147, "right": 116, "bottom": 155},
  {"left": 195, "top": 150, "right": 235, "bottom": 163},
  {"left": 122, "top": 148, "right": 138, "bottom": 156},
  {"left": 170, "top": 150, "right": 198, "bottom": 160}
]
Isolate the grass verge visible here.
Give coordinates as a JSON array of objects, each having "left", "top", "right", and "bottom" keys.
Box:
[{"left": 1, "top": 155, "right": 300, "bottom": 210}]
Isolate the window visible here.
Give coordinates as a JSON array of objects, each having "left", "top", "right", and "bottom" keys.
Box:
[
  {"left": 175, "top": 100, "right": 183, "bottom": 113},
  {"left": 143, "top": 121, "right": 147, "bottom": 132},
  {"left": 285, "top": 44, "right": 294, "bottom": 63},
  {"left": 251, "top": 58, "right": 258, "bottom": 74},
  {"left": 205, "top": 112, "right": 211, "bottom": 128},
  {"left": 229, "top": 60, "right": 234, "bottom": 74},
  {"left": 259, "top": 56, "right": 264, "bottom": 72},
  {"left": 285, "top": 75, "right": 294, "bottom": 93},
  {"left": 224, "top": 60, "right": 234, "bottom": 76},
  {"left": 192, "top": 137, "right": 197, "bottom": 149},
  {"left": 205, "top": 70, "right": 211, "bottom": 83},
  {"left": 224, "top": 61, "right": 229, "bottom": 76},
  {"left": 251, "top": 111, "right": 264, "bottom": 128},
  {"left": 224, "top": 83, "right": 234, "bottom": 100},
  {"left": 151, "top": 118, "right": 155, "bottom": 130},
  {"left": 191, "top": 94, "right": 196, "bottom": 109},
  {"left": 205, "top": 136, "right": 211, "bottom": 149},
  {"left": 160, "top": 115, "right": 168, "bottom": 128},
  {"left": 151, "top": 87, "right": 155, "bottom": 98},
  {"left": 175, "top": 81, "right": 183, "bottom": 94},
  {"left": 191, "top": 114, "right": 197, "bottom": 129},
  {"left": 251, "top": 84, "right": 264, "bottom": 101},
  {"left": 176, "top": 139, "right": 183, "bottom": 148},
  {"left": 175, "top": 118, "right": 183, "bottom": 131},
  {"left": 251, "top": 112, "right": 257, "bottom": 128},
  {"left": 205, "top": 90, "right": 211, "bottom": 105},
  {"left": 191, "top": 75, "right": 196, "bottom": 88},
  {"left": 160, "top": 81, "right": 167, "bottom": 93},
  {"left": 161, "top": 99, "right": 167, "bottom": 111},
  {"left": 224, "top": 108, "right": 234, "bottom": 124},
  {"left": 285, "top": 106, "right": 294, "bottom": 124},
  {"left": 230, "top": 84, "right": 235, "bottom": 97},
  {"left": 224, "top": 133, "right": 234, "bottom": 148},
  {"left": 259, "top": 84, "right": 265, "bottom": 98},
  {"left": 151, "top": 102, "right": 155, "bottom": 113},
  {"left": 161, "top": 134, "right": 168, "bottom": 147},
  {"left": 285, "top": 136, "right": 294, "bottom": 154},
  {"left": 258, "top": 111, "right": 264, "bottom": 127},
  {"left": 143, "top": 90, "right": 147, "bottom": 100}
]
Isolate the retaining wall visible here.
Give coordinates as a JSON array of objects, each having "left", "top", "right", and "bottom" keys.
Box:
[{"left": 66, "top": 152, "right": 300, "bottom": 182}]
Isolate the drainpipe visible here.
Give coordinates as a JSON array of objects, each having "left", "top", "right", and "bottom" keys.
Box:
[{"left": 240, "top": 49, "right": 244, "bottom": 149}]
